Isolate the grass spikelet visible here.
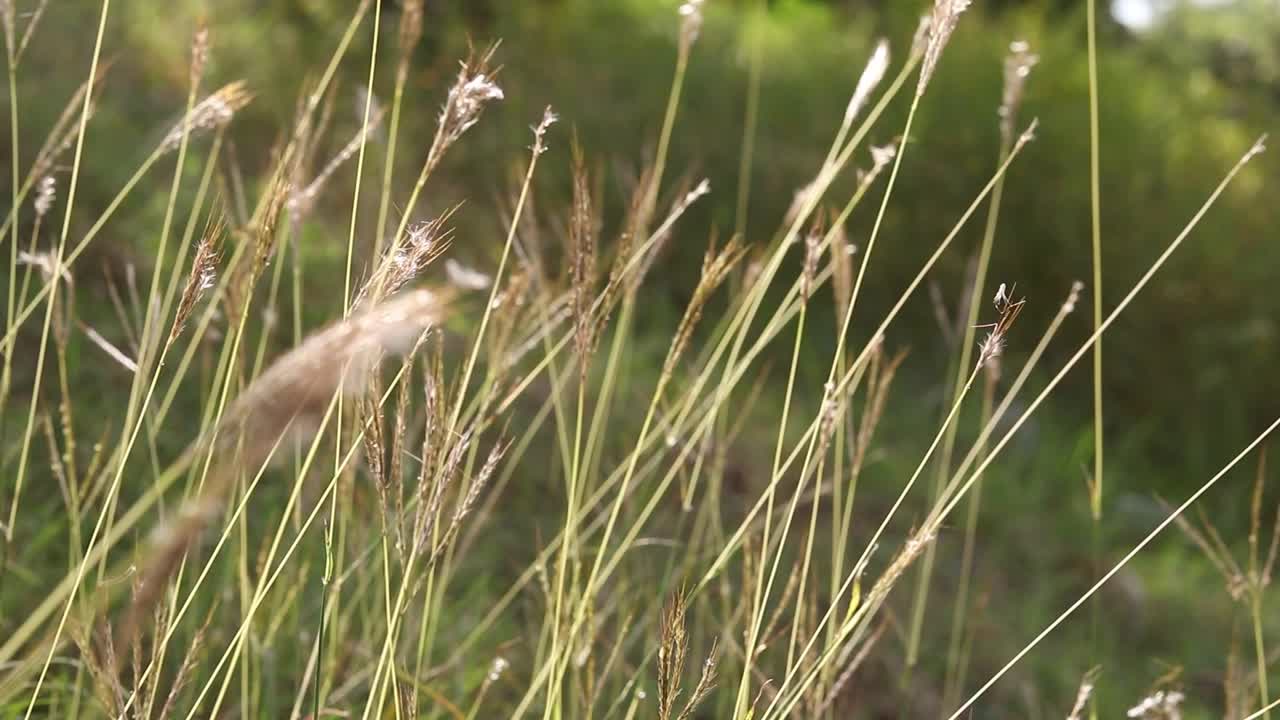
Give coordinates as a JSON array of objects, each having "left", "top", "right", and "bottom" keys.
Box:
[{"left": 167, "top": 211, "right": 223, "bottom": 346}]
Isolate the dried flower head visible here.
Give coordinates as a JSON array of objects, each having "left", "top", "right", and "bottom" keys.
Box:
[
  {"left": 161, "top": 81, "right": 253, "bottom": 154},
  {"left": 999, "top": 40, "right": 1039, "bottom": 143},
  {"left": 918, "top": 0, "right": 971, "bottom": 95}
]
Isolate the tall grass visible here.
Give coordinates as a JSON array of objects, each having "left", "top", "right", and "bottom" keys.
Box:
[{"left": 0, "top": 1, "right": 1273, "bottom": 718}]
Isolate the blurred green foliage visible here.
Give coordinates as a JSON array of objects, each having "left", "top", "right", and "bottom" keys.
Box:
[{"left": 17, "top": 0, "right": 1275, "bottom": 490}]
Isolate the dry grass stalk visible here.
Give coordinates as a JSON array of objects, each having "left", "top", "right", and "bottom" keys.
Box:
[
  {"left": 160, "top": 81, "right": 253, "bottom": 155},
  {"left": 125, "top": 289, "right": 449, "bottom": 643}
]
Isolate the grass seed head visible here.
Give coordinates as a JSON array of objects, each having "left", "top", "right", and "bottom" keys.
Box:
[
  {"left": 918, "top": 0, "right": 971, "bottom": 95},
  {"left": 846, "top": 39, "right": 889, "bottom": 127},
  {"left": 160, "top": 81, "right": 252, "bottom": 154}
]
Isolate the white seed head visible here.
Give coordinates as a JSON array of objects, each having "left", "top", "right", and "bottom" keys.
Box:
[
  {"left": 33, "top": 175, "right": 56, "bottom": 218},
  {"left": 678, "top": 0, "right": 706, "bottom": 50},
  {"left": 845, "top": 39, "right": 890, "bottom": 127}
]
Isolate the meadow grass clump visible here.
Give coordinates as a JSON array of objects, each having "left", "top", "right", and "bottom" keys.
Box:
[{"left": 0, "top": 1, "right": 1275, "bottom": 718}]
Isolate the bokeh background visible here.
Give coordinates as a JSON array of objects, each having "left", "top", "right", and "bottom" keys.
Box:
[{"left": 5, "top": 0, "right": 1280, "bottom": 715}]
